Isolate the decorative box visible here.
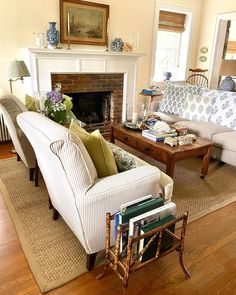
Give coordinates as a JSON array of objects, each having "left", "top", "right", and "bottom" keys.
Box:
[
  {"left": 177, "top": 136, "right": 193, "bottom": 145},
  {"left": 164, "top": 137, "right": 178, "bottom": 147},
  {"left": 174, "top": 126, "right": 188, "bottom": 136}
]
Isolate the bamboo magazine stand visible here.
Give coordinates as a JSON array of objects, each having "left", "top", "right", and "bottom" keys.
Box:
[{"left": 97, "top": 211, "right": 190, "bottom": 289}]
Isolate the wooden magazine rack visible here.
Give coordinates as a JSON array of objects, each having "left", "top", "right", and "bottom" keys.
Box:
[{"left": 97, "top": 211, "right": 190, "bottom": 289}]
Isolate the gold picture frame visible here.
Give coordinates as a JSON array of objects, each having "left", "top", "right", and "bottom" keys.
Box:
[{"left": 60, "top": 0, "right": 109, "bottom": 46}]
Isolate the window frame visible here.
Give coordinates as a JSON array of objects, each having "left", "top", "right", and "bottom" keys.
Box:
[{"left": 150, "top": 1, "right": 193, "bottom": 84}]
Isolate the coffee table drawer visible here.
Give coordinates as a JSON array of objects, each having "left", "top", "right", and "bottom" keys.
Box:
[
  {"left": 113, "top": 129, "right": 137, "bottom": 147},
  {"left": 136, "top": 141, "right": 152, "bottom": 154}
]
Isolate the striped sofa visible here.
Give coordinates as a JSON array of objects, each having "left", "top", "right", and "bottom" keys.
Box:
[{"left": 17, "top": 111, "right": 173, "bottom": 270}]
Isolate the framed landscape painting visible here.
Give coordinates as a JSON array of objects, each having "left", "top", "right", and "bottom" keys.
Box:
[{"left": 60, "top": 0, "right": 109, "bottom": 46}]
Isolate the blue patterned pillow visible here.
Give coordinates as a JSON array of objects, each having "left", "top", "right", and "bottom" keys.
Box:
[
  {"left": 206, "top": 90, "right": 236, "bottom": 128},
  {"left": 108, "top": 143, "right": 136, "bottom": 172},
  {"left": 182, "top": 93, "right": 214, "bottom": 122},
  {"left": 159, "top": 82, "right": 204, "bottom": 115}
]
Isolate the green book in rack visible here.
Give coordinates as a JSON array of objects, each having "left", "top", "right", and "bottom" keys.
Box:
[
  {"left": 139, "top": 214, "right": 176, "bottom": 262},
  {"left": 120, "top": 197, "right": 164, "bottom": 224}
]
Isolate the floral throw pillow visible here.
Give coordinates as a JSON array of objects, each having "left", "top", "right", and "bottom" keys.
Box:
[
  {"left": 182, "top": 93, "right": 214, "bottom": 122},
  {"left": 159, "top": 82, "right": 205, "bottom": 116},
  {"left": 108, "top": 142, "right": 136, "bottom": 172}
]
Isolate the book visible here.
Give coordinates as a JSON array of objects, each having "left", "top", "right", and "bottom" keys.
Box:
[
  {"left": 139, "top": 214, "right": 176, "bottom": 262},
  {"left": 128, "top": 202, "right": 176, "bottom": 259},
  {"left": 115, "top": 197, "right": 164, "bottom": 255},
  {"left": 141, "top": 88, "right": 161, "bottom": 95},
  {"left": 142, "top": 129, "right": 178, "bottom": 142},
  {"left": 114, "top": 194, "right": 154, "bottom": 239}
]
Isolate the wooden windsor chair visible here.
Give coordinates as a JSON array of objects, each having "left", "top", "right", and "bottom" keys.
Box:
[{"left": 186, "top": 68, "right": 208, "bottom": 87}]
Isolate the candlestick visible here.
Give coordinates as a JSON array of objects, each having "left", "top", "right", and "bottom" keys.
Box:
[{"left": 67, "top": 12, "right": 70, "bottom": 35}]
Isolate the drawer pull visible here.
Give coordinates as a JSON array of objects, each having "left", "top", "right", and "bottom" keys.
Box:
[
  {"left": 144, "top": 147, "right": 150, "bottom": 152},
  {"left": 123, "top": 136, "right": 128, "bottom": 141}
]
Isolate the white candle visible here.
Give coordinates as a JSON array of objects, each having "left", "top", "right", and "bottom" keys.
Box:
[
  {"left": 67, "top": 12, "right": 70, "bottom": 35},
  {"left": 132, "top": 112, "right": 138, "bottom": 123},
  {"left": 107, "top": 18, "right": 110, "bottom": 34}
]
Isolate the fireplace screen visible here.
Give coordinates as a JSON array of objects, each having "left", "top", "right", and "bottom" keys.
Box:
[{"left": 67, "top": 91, "right": 112, "bottom": 124}]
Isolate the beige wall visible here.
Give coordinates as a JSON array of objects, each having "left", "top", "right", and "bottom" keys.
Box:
[
  {"left": 0, "top": 0, "right": 234, "bottom": 103},
  {"left": 197, "top": 0, "right": 236, "bottom": 70}
]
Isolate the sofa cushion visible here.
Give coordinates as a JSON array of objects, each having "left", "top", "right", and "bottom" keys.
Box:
[
  {"left": 50, "top": 133, "right": 98, "bottom": 195},
  {"left": 154, "top": 111, "right": 187, "bottom": 124},
  {"left": 174, "top": 120, "right": 232, "bottom": 140},
  {"left": 108, "top": 142, "right": 136, "bottom": 172},
  {"left": 159, "top": 82, "right": 204, "bottom": 116},
  {"left": 212, "top": 131, "right": 236, "bottom": 153},
  {"left": 69, "top": 119, "right": 118, "bottom": 178},
  {"left": 203, "top": 89, "right": 236, "bottom": 129},
  {"left": 182, "top": 92, "right": 214, "bottom": 122}
]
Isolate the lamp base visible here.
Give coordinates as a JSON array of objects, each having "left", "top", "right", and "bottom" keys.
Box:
[{"left": 219, "top": 76, "right": 235, "bottom": 91}]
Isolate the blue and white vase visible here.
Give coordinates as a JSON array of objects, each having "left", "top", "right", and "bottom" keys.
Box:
[
  {"left": 47, "top": 21, "right": 59, "bottom": 49},
  {"left": 163, "top": 72, "right": 172, "bottom": 81},
  {"left": 111, "top": 38, "right": 124, "bottom": 52}
]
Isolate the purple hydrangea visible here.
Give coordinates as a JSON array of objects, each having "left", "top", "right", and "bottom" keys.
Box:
[{"left": 46, "top": 91, "right": 62, "bottom": 103}]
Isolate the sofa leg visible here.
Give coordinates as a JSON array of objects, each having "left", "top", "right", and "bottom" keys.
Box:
[
  {"left": 52, "top": 208, "right": 59, "bottom": 220},
  {"left": 48, "top": 196, "right": 53, "bottom": 210},
  {"left": 17, "top": 153, "right": 21, "bottom": 161},
  {"left": 29, "top": 168, "right": 35, "bottom": 181},
  {"left": 35, "top": 160, "right": 39, "bottom": 187},
  {"left": 86, "top": 252, "right": 97, "bottom": 271}
]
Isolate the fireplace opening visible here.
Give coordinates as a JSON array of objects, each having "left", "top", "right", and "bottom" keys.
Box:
[{"left": 67, "top": 91, "right": 112, "bottom": 124}]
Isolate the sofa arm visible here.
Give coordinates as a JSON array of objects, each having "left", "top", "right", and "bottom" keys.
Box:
[{"left": 76, "top": 166, "right": 173, "bottom": 253}]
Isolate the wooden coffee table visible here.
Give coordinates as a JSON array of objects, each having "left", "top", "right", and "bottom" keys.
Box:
[{"left": 110, "top": 123, "right": 212, "bottom": 178}]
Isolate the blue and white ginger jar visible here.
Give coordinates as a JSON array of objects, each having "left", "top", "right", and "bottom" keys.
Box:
[
  {"left": 111, "top": 38, "right": 124, "bottom": 52},
  {"left": 47, "top": 21, "right": 59, "bottom": 49}
]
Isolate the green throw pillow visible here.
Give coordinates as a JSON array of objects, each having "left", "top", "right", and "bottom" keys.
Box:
[
  {"left": 108, "top": 142, "right": 136, "bottom": 172},
  {"left": 25, "top": 94, "right": 37, "bottom": 111},
  {"left": 69, "top": 119, "right": 118, "bottom": 178}
]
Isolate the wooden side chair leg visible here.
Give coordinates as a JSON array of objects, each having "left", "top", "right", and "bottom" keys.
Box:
[
  {"left": 29, "top": 168, "right": 35, "bottom": 181},
  {"left": 86, "top": 252, "right": 97, "bottom": 271}
]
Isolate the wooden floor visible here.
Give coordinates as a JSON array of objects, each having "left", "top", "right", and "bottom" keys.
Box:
[{"left": 1, "top": 143, "right": 236, "bottom": 295}]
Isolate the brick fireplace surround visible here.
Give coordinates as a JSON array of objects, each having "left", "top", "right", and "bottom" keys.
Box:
[{"left": 51, "top": 73, "right": 124, "bottom": 138}]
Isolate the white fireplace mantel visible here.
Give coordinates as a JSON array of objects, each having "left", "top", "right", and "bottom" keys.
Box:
[{"left": 22, "top": 48, "right": 144, "bottom": 121}]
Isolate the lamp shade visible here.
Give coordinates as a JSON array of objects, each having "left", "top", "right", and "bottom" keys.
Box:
[
  {"left": 8, "top": 60, "right": 30, "bottom": 79},
  {"left": 219, "top": 60, "right": 236, "bottom": 76}
]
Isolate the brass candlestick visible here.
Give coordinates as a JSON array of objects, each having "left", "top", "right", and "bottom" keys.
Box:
[
  {"left": 67, "top": 35, "right": 72, "bottom": 50},
  {"left": 105, "top": 33, "right": 109, "bottom": 52}
]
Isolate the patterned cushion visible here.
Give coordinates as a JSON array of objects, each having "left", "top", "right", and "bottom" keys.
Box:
[
  {"left": 182, "top": 93, "right": 214, "bottom": 122},
  {"left": 206, "top": 89, "right": 236, "bottom": 129},
  {"left": 108, "top": 142, "right": 136, "bottom": 172},
  {"left": 159, "top": 82, "right": 204, "bottom": 115}
]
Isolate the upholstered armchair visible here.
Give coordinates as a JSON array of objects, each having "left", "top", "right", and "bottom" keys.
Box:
[
  {"left": 0, "top": 94, "right": 35, "bottom": 180},
  {"left": 17, "top": 111, "right": 173, "bottom": 270}
]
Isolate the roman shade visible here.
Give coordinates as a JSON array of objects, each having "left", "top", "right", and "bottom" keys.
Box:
[{"left": 158, "top": 10, "right": 186, "bottom": 33}]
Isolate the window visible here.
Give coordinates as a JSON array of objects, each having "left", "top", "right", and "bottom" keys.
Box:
[{"left": 151, "top": 4, "right": 192, "bottom": 82}]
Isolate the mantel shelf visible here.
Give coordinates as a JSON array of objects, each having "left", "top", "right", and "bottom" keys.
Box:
[{"left": 23, "top": 48, "right": 145, "bottom": 58}]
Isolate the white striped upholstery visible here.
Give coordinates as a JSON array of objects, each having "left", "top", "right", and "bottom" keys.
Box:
[{"left": 17, "top": 111, "right": 173, "bottom": 254}]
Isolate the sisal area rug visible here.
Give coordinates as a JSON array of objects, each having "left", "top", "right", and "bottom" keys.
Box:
[{"left": 0, "top": 157, "right": 236, "bottom": 292}]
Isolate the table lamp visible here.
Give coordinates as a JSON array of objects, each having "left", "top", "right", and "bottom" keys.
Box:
[
  {"left": 219, "top": 59, "right": 236, "bottom": 91},
  {"left": 8, "top": 60, "right": 30, "bottom": 94}
]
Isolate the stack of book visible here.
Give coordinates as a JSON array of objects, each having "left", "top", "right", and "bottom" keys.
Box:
[
  {"left": 142, "top": 129, "right": 178, "bottom": 142},
  {"left": 114, "top": 195, "right": 176, "bottom": 262},
  {"left": 141, "top": 88, "right": 162, "bottom": 95}
]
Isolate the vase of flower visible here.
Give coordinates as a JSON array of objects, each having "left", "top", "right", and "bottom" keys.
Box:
[
  {"left": 44, "top": 83, "right": 73, "bottom": 125},
  {"left": 47, "top": 21, "right": 59, "bottom": 49}
]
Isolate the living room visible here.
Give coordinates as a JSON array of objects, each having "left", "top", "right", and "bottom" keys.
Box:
[{"left": 0, "top": 0, "right": 236, "bottom": 294}]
